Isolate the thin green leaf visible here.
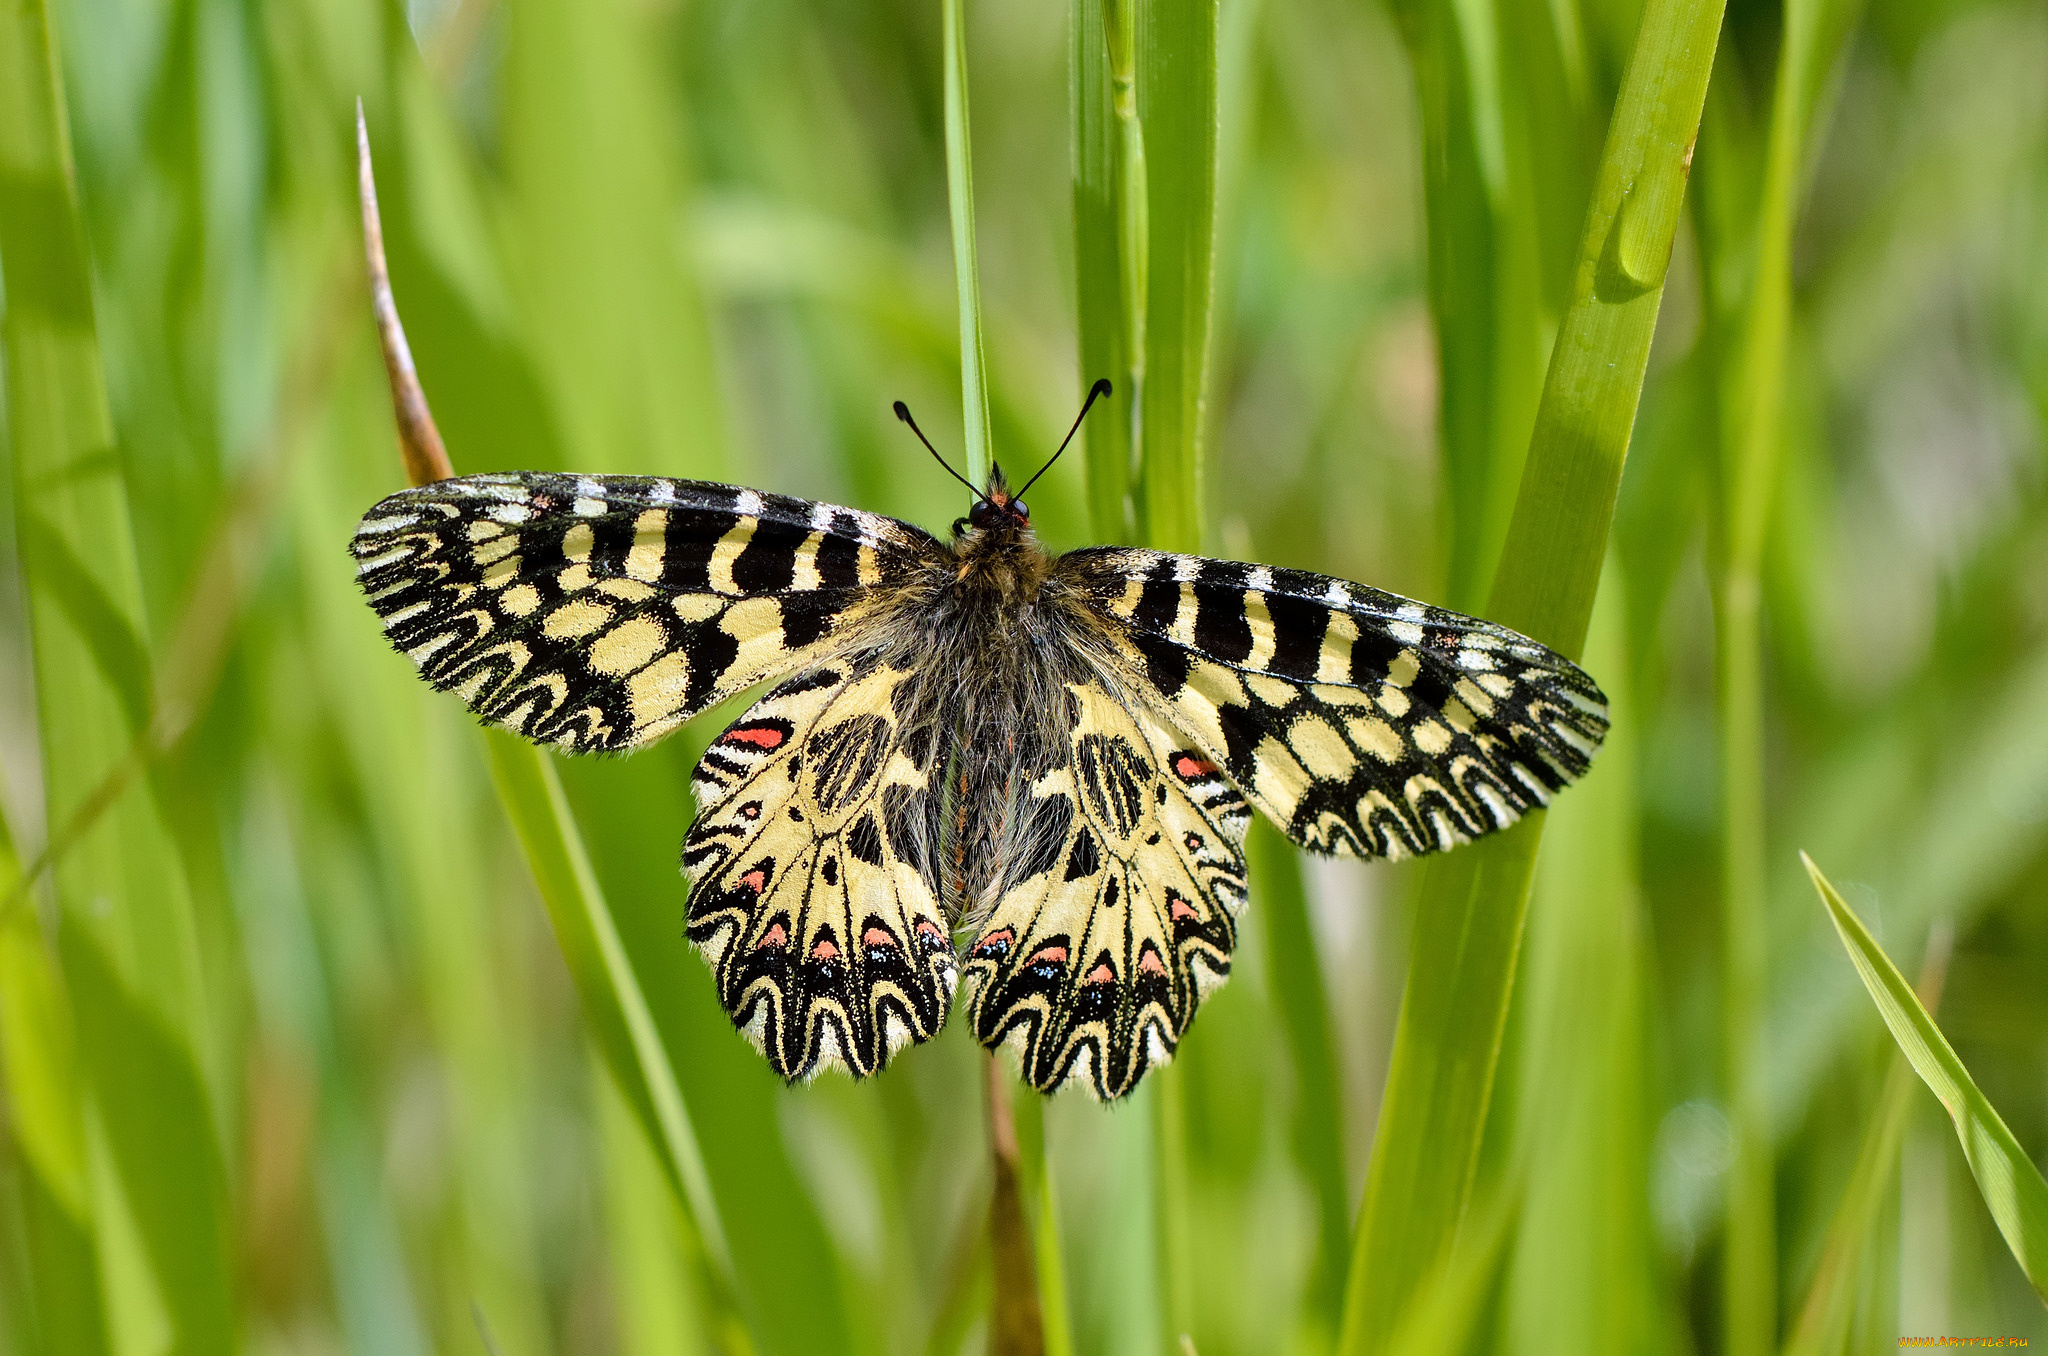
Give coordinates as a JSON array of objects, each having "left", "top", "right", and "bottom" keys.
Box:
[
  {"left": 480, "top": 736, "right": 735, "bottom": 1286},
  {"left": 1391, "top": 0, "right": 1560, "bottom": 612},
  {"left": 1385, "top": 1176, "right": 1520, "bottom": 1356},
  {"left": 1248, "top": 818, "right": 1348, "bottom": 1341},
  {"left": 1802, "top": 855, "right": 2048, "bottom": 1304},
  {"left": 0, "top": 802, "right": 103, "bottom": 1355},
  {"left": 1133, "top": 0, "right": 1217, "bottom": 557},
  {"left": 1, "top": 4, "right": 237, "bottom": 1350},
  {"left": 1701, "top": 2, "right": 1868, "bottom": 1344},
  {"left": 1071, "top": 0, "right": 1141, "bottom": 542},
  {"left": 1340, "top": 0, "right": 1727, "bottom": 1347},
  {"left": 1781, "top": 926, "right": 1952, "bottom": 1356},
  {"left": 596, "top": 1058, "right": 712, "bottom": 1356},
  {"left": 943, "top": 0, "right": 994, "bottom": 489},
  {"left": 355, "top": 103, "right": 754, "bottom": 1337},
  {"left": 1504, "top": 570, "right": 1671, "bottom": 1355}
]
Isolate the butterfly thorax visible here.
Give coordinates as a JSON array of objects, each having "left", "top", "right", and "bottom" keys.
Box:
[
  {"left": 944, "top": 518, "right": 1055, "bottom": 610},
  {"left": 818, "top": 506, "right": 1121, "bottom": 925},
  {"left": 940, "top": 467, "right": 1056, "bottom": 608}
]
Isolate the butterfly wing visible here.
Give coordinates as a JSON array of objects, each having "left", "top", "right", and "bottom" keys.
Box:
[
  {"left": 1061, "top": 549, "right": 1608, "bottom": 859},
  {"left": 682, "top": 661, "right": 956, "bottom": 1081},
  {"left": 350, "top": 473, "right": 943, "bottom": 751},
  {"left": 960, "top": 676, "right": 1250, "bottom": 1099}
]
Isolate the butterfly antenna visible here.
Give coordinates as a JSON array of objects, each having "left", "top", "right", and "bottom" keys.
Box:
[
  {"left": 1017, "top": 378, "right": 1112, "bottom": 500},
  {"left": 894, "top": 400, "right": 984, "bottom": 500}
]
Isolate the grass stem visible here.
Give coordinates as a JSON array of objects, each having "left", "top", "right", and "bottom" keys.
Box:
[
  {"left": 943, "top": 0, "right": 994, "bottom": 490},
  {"left": 1340, "top": 1, "right": 1726, "bottom": 1346}
]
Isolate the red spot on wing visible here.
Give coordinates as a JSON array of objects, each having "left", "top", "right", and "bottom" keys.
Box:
[
  {"left": 738, "top": 869, "right": 767, "bottom": 893},
  {"left": 971, "top": 927, "right": 1015, "bottom": 958},
  {"left": 1174, "top": 754, "right": 1220, "bottom": 779},
  {"left": 862, "top": 927, "right": 896, "bottom": 950},
  {"left": 1086, "top": 963, "right": 1115, "bottom": 985},
  {"left": 757, "top": 922, "right": 787, "bottom": 949},
  {"left": 1168, "top": 894, "right": 1198, "bottom": 922},
  {"left": 1138, "top": 947, "right": 1167, "bottom": 976},
  {"left": 1026, "top": 945, "right": 1068, "bottom": 968},
  {"left": 810, "top": 938, "right": 840, "bottom": 962},
  {"left": 722, "top": 725, "right": 785, "bottom": 749}
]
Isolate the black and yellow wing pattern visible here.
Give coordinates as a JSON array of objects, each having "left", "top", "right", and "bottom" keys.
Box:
[
  {"left": 959, "top": 676, "right": 1250, "bottom": 1098},
  {"left": 1064, "top": 548, "right": 1607, "bottom": 863},
  {"left": 681, "top": 660, "right": 956, "bottom": 1081},
  {"left": 350, "top": 473, "right": 941, "bottom": 751}
]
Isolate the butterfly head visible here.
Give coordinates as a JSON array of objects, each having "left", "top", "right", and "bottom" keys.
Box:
[
  {"left": 964, "top": 466, "right": 1030, "bottom": 535},
  {"left": 894, "top": 379, "right": 1111, "bottom": 540}
]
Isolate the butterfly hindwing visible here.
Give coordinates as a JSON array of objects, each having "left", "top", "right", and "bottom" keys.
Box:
[
  {"left": 350, "top": 473, "right": 942, "bottom": 751},
  {"left": 1062, "top": 548, "right": 1608, "bottom": 859},
  {"left": 961, "top": 677, "right": 1250, "bottom": 1099},
  {"left": 682, "top": 662, "right": 956, "bottom": 1081}
]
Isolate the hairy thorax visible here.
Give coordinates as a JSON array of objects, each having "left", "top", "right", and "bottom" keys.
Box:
[{"left": 858, "top": 520, "right": 1124, "bottom": 921}]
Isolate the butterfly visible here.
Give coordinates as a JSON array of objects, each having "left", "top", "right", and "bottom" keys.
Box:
[{"left": 349, "top": 381, "right": 1608, "bottom": 1099}]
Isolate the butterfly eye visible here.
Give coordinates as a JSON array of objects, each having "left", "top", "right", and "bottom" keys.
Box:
[{"left": 1012, "top": 499, "right": 1029, "bottom": 521}]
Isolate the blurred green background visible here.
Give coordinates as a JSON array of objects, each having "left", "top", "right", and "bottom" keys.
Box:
[{"left": 2, "top": 0, "right": 2045, "bottom": 1352}]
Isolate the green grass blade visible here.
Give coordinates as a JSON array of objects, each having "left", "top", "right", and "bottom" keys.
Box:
[
  {"left": 596, "top": 1053, "right": 712, "bottom": 1356},
  {"left": 1504, "top": 569, "right": 1670, "bottom": 1354},
  {"left": 1133, "top": 0, "right": 1217, "bottom": 557},
  {"left": 1772, "top": 641, "right": 2048, "bottom": 1119},
  {"left": 1781, "top": 929, "right": 1952, "bottom": 1356},
  {"left": 1339, "top": 1, "right": 1727, "bottom": 1347},
  {"left": 480, "top": 735, "right": 735, "bottom": 1289},
  {"left": 1, "top": 4, "right": 238, "bottom": 1350},
  {"left": 1339, "top": 823, "right": 1543, "bottom": 1355},
  {"left": 0, "top": 805, "right": 103, "bottom": 1355},
  {"left": 498, "top": 0, "right": 728, "bottom": 481},
  {"left": 1695, "top": 0, "right": 1843, "bottom": 1343},
  {"left": 1118, "top": 8, "right": 1223, "bottom": 1347},
  {"left": 1248, "top": 819, "right": 1349, "bottom": 1341},
  {"left": 1384, "top": 1177, "right": 1519, "bottom": 1356},
  {"left": 356, "top": 99, "right": 754, "bottom": 1337},
  {"left": 1483, "top": 0, "right": 1726, "bottom": 656},
  {"left": 1071, "top": 0, "right": 1140, "bottom": 542},
  {"left": 943, "top": 0, "right": 994, "bottom": 489},
  {"left": 1391, "top": 0, "right": 1554, "bottom": 612},
  {"left": 1067, "top": 10, "right": 1173, "bottom": 1345},
  {"left": 551, "top": 746, "right": 856, "bottom": 1356},
  {"left": 1702, "top": 3, "right": 1866, "bottom": 1344},
  {"left": 1801, "top": 855, "right": 2048, "bottom": 1303}
]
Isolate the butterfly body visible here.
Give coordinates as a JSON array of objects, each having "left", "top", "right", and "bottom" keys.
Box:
[{"left": 352, "top": 467, "right": 1606, "bottom": 1098}]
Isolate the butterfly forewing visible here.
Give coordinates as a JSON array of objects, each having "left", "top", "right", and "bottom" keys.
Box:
[
  {"left": 961, "top": 677, "right": 1250, "bottom": 1099},
  {"left": 683, "top": 661, "right": 957, "bottom": 1080},
  {"left": 1063, "top": 548, "right": 1608, "bottom": 859},
  {"left": 350, "top": 473, "right": 941, "bottom": 751}
]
